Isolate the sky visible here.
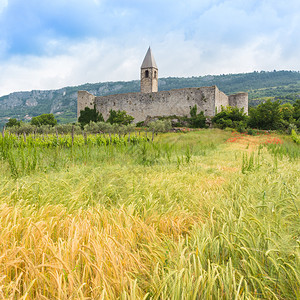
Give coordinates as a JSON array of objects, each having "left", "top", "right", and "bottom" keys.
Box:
[{"left": 0, "top": 0, "right": 300, "bottom": 96}]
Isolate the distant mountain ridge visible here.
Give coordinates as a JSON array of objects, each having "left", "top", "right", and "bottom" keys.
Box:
[{"left": 1, "top": 70, "right": 300, "bottom": 127}]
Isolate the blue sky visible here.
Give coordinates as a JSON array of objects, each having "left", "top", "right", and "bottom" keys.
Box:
[{"left": 0, "top": 0, "right": 300, "bottom": 96}]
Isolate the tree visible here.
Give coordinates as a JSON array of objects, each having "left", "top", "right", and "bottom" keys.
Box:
[
  {"left": 280, "top": 103, "right": 294, "bottom": 122},
  {"left": 248, "top": 99, "right": 283, "bottom": 130},
  {"left": 279, "top": 103, "right": 295, "bottom": 130},
  {"left": 6, "top": 118, "right": 21, "bottom": 127},
  {"left": 148, "top": 120, "right": 172, "bottom": 133},
  {"left": 107, "top": 109, "right": 134, "bottom": 125},
  {"left": 293, "top": 99, "right": 300, "bottom": 129},
  {"left": 78, "top": 107, "right": 104, "bottom": 128},
  {"left": 31, "top": 114, "right": 57, "bottom": 127}
]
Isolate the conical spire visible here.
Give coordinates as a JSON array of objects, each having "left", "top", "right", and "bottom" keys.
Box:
[{"left": 141, "top": 47, "right": 157, "bottom": 69}]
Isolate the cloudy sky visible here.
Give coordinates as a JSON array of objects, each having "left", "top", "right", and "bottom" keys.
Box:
[{"left": 0, "top": 0, "right": 300, "bottom": 96}]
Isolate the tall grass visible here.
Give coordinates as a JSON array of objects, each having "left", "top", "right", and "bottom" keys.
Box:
[{"left": 0, "top": 129, "right": 299, "bottom": 299}]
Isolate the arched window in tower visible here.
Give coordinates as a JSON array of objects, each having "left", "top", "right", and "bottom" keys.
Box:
[
  {"left": 154, "top": 71, "right": 157, "bottom": 78},
  {"left": 145, "top": 70, "right": 149, "bottom": 78}
]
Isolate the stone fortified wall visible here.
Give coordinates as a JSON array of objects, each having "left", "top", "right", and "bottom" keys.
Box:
[
  {"left": 228, "top": 93, "right": 248, "bottom": 114},
  {"left": 77, "top": 91, "right": 95, "bottom": 117},
  {"left": 77, "top": 86, "right": 248, "bottom": 123},
  {"left": 215, "top": 87, "right": 229, "bottom": 114}
]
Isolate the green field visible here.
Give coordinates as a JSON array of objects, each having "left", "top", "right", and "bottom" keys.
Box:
[{"left": 0, "top": 130, "right": 299, "bottom": 299}]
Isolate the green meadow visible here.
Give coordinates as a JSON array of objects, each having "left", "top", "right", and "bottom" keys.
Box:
[{"left": 0, "top": 129, "right": 299, "bottom": 299}]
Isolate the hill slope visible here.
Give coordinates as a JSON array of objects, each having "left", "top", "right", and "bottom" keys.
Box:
[{"left": 1, "top": 70, "right": 300, "bottom": 127}]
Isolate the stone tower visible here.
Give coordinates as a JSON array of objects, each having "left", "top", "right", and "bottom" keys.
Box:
[{"left": 140, "top": 47, "right": 158, "bottom": 93}]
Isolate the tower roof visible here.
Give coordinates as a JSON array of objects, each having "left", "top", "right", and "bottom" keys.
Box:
[{"left": 141, "top": 47, "right": 157, "bottom": 69}]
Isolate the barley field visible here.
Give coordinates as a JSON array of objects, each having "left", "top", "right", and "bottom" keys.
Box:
[{"left": 0, "top": 129, "right": 299, "bottom": 299}]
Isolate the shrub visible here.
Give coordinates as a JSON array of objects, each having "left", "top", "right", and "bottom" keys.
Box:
[
  {"left": 212, "top": 106, "right": 247, "bottom": 129},
  {"left": 247, "top": 128, "right": 257, "bottom": 136},
  {"left": 291, "top": 129, "right": 300, "bottom": 144},
  {"left": 287, "top": 123, "right": 298, "bottom": 135}
]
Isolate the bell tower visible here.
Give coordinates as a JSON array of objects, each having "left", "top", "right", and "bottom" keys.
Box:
[{"left": 141, "top": 47, "right": 158, "bottom": 93}]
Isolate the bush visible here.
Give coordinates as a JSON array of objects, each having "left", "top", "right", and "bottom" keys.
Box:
[
  {"left": 291, "top": 129, "right": 300, "bottom": 144},
  {"left": 247, "top": 128, "right": 257, "bottom": 136},
  {"left": 212, "top": 106, "right": 248, "bottom": 129},
  {"left": 287, "top": 123, "right": 298, "bottom": 135}
]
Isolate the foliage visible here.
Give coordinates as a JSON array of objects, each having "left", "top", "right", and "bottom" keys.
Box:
[
  {"left": 248, "top": 99, "right": 284, "bottom": 130},
  {"left": 293, "top": 99, "right": 300, "bottom": 128},
  {"left": 291, "top": 129, "right": 300, "bottom": 144},
  {"left": 279, "top": 103, "right": 295, "bottom": 129},
  {"left": 5, "top": 122, "right": 139, "bottom": 137},
  {"left": 280, "top": 103, "right": 294, "bottom": 122},
  {"left": 5, "top": 118, "right": 21, "bottom": 128},
  {"left": 84, "top": 121, "right": 107, "bottom": 134},
  {"left": 8, "top": 122, "right": 36, "bottom": 135},
  {"left": 78, "top": 106, "right": 104, "bottom": 128},
  {"left": 107, "top": 109, "right": 134, "bottom": 125},
  {"left": 188, "top": 105, "right": 207, "bottom": 128},
  {"left": 31, "top": 113, "right": 58, "bottom": 127},
  {"left": 55, "top": 123, "right": 82, "bottom": 134},
  {"left": 293, "top": 99, "right": 300, "bottom": 119},
  {"left": 212, "top": 106, "right": 248, "bottom": 130},
  {"left": 148, "top": 119, "right": 172, "bottom": 133}
]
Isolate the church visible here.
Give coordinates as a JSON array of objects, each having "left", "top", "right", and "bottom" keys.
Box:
[{"left": 77, "top": 48, "right": 248, "bottom": 122}]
